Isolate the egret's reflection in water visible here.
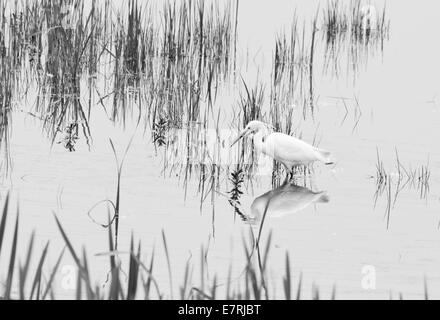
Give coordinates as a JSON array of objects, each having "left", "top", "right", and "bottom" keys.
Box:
[{"left": 248, "top": 181, "right": 330, "bottom": 222}]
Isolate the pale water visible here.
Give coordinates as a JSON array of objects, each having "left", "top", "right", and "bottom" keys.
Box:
[{"left": 0, "top": 0, "right": 439, "bottom": 299}]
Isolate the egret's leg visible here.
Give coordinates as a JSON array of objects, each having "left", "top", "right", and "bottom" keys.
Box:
[
  {"left": 281, "top": 164, "right": 291, "bottom": 185},
  {"left": 286, "top": 166, "right": 296, "bottom": 183},
  {"left": 281, "top": 172, "right": 289, "bottom": 185},
  {"left": 289, "top": 170, "right": 294, "bottom": 182},
  {"left": 288, "top": 165, "right": 302, "bottom": 183}
]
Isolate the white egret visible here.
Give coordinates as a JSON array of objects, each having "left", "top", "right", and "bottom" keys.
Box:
[{"left": 231, "top": 120, "right": 334, "bottom": 171}]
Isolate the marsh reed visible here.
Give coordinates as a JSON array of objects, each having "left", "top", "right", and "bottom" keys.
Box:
[
  {"left": 373, "top": 149, "right": 431, "bottom": 229},
  {"left": 0, "top": 0, "right": 238, "bottom": 153},
  {"left": 321, "top": 0, "right": 390, "bottom": 80},
  {"left": 0, "top": 194, "right": 315, "bottom": 300},
  {"left": 0, "top": 0, "right": 13, "bottom": 172}
]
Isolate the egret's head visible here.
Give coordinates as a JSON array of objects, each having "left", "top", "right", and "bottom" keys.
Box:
[
  {"left": 245, "top": 120, "right": 268, "bottom": 133},
  {"left": 230, "top": 120, "right": 270, "bottom": 147}
]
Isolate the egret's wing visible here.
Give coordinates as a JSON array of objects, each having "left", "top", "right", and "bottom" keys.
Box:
[{"left": 263, "top": 133, "right": 316, "bottom": 164}]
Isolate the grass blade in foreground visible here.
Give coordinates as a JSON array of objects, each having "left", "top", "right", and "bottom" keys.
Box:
[{"left": 4, "top": 210, "right": 19, "bottom": 299}]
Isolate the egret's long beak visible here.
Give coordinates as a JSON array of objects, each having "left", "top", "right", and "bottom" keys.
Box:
[{"left": 230, "top": 128, "right": 250, "bottom": 147}]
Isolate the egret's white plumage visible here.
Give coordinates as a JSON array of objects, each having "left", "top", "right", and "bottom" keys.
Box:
[{"left": 231, "top": 120, "right": 333, "bottom": 170}]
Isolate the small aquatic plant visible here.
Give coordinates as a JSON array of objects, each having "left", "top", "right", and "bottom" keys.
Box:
[
  {"left": 227, "top": 166, "right": 246, "bottom": 221},
  {"left": 152, "top": 116, "right": 169, "bottom": 147},
  {"left": 58, "top": 122, "right": 79, "bottom": 152}
]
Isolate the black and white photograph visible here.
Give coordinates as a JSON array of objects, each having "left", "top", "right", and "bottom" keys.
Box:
[{"left": 0, "top": 0, "right": 438, "bottom": 309}]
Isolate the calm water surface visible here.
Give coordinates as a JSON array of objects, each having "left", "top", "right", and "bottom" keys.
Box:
[{"left": 1, "top": 0, "right": 439, "bottom": 299}]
